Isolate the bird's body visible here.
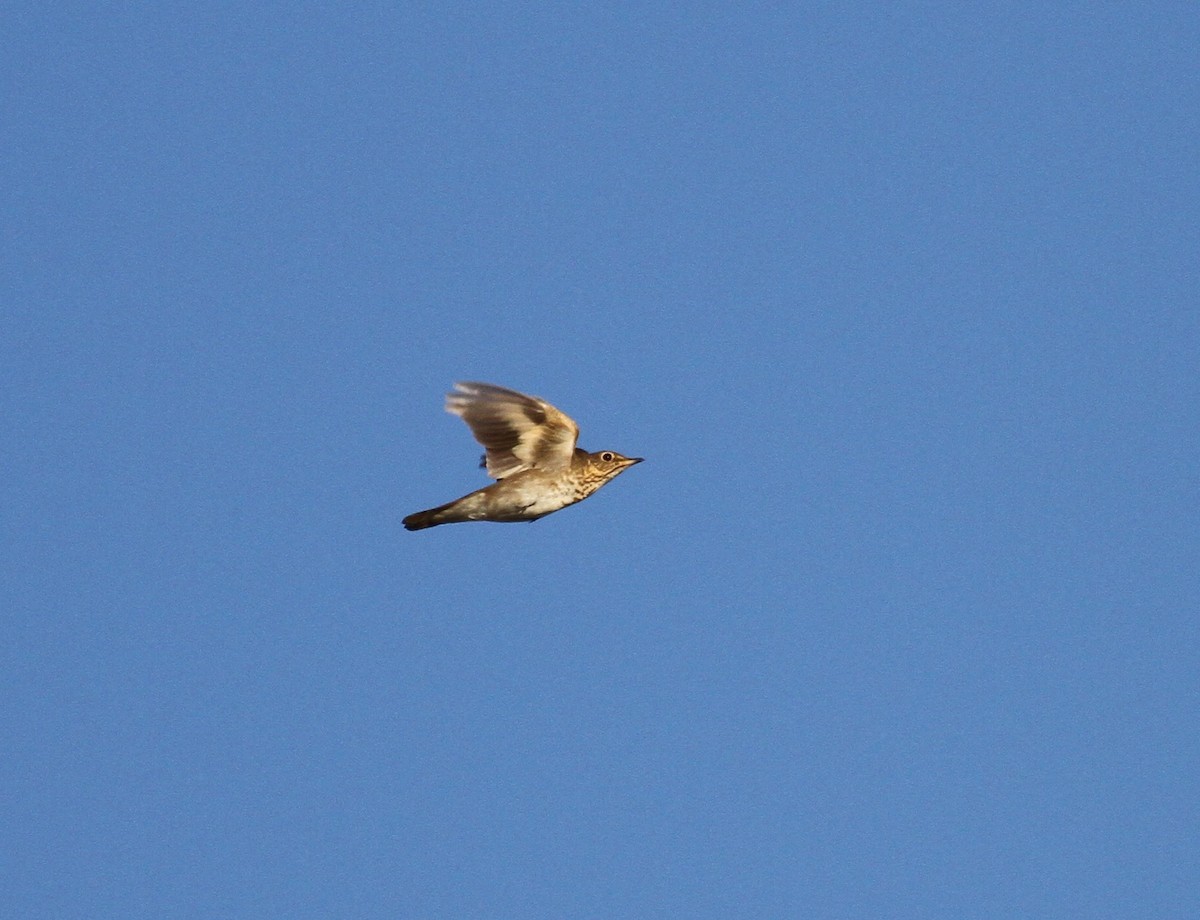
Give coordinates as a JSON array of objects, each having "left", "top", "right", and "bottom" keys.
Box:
[{"left": 403, "top": 383, "right": 641, "bottom": 531}]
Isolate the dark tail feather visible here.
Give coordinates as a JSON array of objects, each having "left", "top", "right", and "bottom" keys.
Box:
[
  {"left": 402, "top": 508, "right": 439, "bottom": 531},
  {"left": 403, "top": 501, "right": 455, "bottom": 531}
]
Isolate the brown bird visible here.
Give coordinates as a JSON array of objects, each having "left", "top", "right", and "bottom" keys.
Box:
[{"left": 403, "top": 382, "right": 643, "bottom": 531}]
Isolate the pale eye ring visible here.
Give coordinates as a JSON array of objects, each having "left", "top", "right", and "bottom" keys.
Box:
[{"left": 600, "top": 451, "right": 615, "bottom": 462}]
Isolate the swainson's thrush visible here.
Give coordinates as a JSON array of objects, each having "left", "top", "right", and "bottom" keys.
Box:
[{"left": 403, "top": 382, "right": 642, "bottom": 531}]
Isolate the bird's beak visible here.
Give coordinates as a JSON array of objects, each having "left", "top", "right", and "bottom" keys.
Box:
[{"left": 628, "top": 457, "right": 644, "bottom": 464}]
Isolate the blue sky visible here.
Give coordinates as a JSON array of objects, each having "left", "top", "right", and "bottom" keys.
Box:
[{"left": 4, "top": 4, "right": 1197, "bottom": 917}]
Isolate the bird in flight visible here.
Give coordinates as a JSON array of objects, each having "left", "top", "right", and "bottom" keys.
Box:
[{"left": 403, "top": 382, "right": 643, "bottom": 531}]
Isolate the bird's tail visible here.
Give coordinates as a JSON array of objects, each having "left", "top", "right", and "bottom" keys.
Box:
[
  {"left": 402, "top": 500, "right": 460, "bottom": 531},
  {"left": 402, "top": 506, "right": 443, "bottom": 531}
]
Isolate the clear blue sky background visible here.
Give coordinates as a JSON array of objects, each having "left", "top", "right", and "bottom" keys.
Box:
[{"left": 4, "top": 4, "right": 1197, "bottom": 918}]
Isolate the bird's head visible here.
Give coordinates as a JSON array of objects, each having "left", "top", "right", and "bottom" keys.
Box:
[{"left": 584, "top": 450, "right": 643, "bottom": 482}]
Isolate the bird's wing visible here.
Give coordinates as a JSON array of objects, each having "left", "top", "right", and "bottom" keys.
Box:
[{"left": 445, "top": 382, "right": 580, "bottom": 479}]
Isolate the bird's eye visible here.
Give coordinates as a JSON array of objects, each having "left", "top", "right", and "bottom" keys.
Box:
[{"left": 600, "top": 452, "right": 615, "bottom": 462}]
